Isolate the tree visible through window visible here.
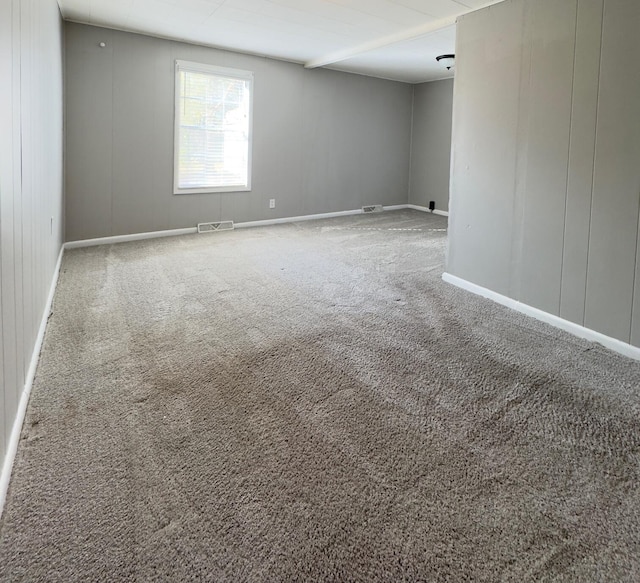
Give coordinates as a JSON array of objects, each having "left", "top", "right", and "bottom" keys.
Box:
[{"left": 174, "top": 61, "right": 253, "bottom": 194}]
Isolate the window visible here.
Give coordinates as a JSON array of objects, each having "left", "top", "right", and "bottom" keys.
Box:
[{"left": 174, "top": 61, "right": 253, "bottom": 194}]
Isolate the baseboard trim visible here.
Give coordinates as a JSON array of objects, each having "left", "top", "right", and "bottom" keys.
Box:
[
  {"left": 442, "top": 272, "right": 640, "bottom": 362},
  {"left": 407, "top": 204, "right": 449, "bottom": 217},
  {"left": 0, "top": 245, "right": 65, "bottom": 515},
  {"left": 65, "top": 206, "right": 413, "bottom": 247},
  {"left": 64, "top": 227, "right": 198, "bottom": 249},
  {"left": 382, "top": 205, "right": 409, "bottom": 212},
  {"left": 235, "top": 205, "right": 412, "bottom": 229},
  {"left": 236, "top": 208, "right": 363, "bottom": 229}
]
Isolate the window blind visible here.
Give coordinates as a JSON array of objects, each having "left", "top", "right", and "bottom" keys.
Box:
[{"left": 174, "top": 61, "right": 253, "bottom": 194}]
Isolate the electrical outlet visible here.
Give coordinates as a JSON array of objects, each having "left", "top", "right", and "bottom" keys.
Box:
[{"left": 269, "top": 199, "right": 276, "bottom": 209}]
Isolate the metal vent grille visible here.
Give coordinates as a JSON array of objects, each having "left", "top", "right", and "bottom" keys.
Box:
[
  {"left": 197, "top": 220, "right": 235, "bottom": 233},
  {"left": 362, "top": 205, "right": 384, "bottom": 213}
]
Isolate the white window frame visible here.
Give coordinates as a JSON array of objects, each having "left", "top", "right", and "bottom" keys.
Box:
[{"left": 173, "top": 60, "right": 254, "bottom": 195}]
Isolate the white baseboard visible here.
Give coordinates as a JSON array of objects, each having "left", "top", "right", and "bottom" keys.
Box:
[
  {"left": 64, "top": 227, "right": 198, "bottom": 249},
  {"left": 382, "top": 205, "right": 410, "bottom": 212},
  {"left": 65, "top": 206, "right": 414, "bottom": 247},
  {"left": 236, "top": 208, "right": 364, "bottom": 229},
  {"left": 0, "top": 245, "right": 65, "bottom": 515},
  {"left": 442, "top": 272, "right": 640, "bottom": 362},
  {"left": 235, "top": 205, "right": 412, "bottom": 229},
  {"left": 407, "top": 204, "right": 449, "bottom": 217}
]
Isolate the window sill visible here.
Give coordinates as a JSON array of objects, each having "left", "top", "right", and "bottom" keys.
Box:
[{"left": 174, "top": 185, "right": 251, "bottom": 195}]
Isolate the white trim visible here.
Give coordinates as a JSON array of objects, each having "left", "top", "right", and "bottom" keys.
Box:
[
  {"left": 235, "top": 205, "right": 409, "bottom": 229},
  {"left": 64, "top": 227, "right": 198, "bottom": 249},
  {"left": 236, "top": 208, "right": 372, "bottom": 229},
  {"left": 442, "top": 272, "right": 640, "bottom": 362},
  {"left": 175, "top": 61, "right": 253, "bottom": 79},
  {"left": 407, "top": 204, "right": 449, "bottom": 217},
  {"left": 64, "top": 206, "right": 413, "bottom": 248},
  {"left": 176, "top": 185, "right": 251, "bottom": 195},
  {"left": 0, "top": 246, "right": 65, "bottom": 514}
]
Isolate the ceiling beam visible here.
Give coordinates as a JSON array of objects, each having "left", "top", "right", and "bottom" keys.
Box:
[
  {"left": 304, "top": 0, "right": 504, "bottom": 70},
  {"left": 305, "top": 16, "right": 455, "bottom": 69}
]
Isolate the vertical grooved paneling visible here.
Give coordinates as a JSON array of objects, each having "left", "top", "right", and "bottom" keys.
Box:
[
  {"left": 518, "top": 0, "right": 577, "bottom": 315},
  {"left": 633, "top": 200, "right": 640, "bottom": 345},
  {"left": 560, "top": 0, "right": 604, "bottom": 326},
  {"left": 508, "top": 0, "right": 532, "bottom": 301},
  {"left": 0, "top": 0, "right": 64, "bottom": 482},
  {"left": 584, "top": 0, "right": 640, "bottom": 343},
  {"left": 0, "top": 0, "right": 11, "bottom": 464},
  {"left": 2, "top": 0, "right": 20, "bottom": 448},
  {"left": 451, "top": 0, "right": 640, "bottom": 350},
  {"left": 448, "top": 1, "right": 526, "bottom": 295},
  {"left": 0, "top": 243, "right": 4, "bottom": 464},
  {"left": 16, "top": 0, "right": 30, "bottom": 395}
]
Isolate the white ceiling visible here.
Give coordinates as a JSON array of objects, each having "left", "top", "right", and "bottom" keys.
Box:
[{"left": 56, "top": 0, "right": 502, "bottom": 83}]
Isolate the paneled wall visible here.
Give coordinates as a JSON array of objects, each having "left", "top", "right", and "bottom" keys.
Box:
[
  {"left": 64, "top": 24, "right": 414, "bottom": 242},
  {"left": 448, "top": 0, "right": 640, "bottom": 347},
  {"left": 0, "top": 0, "right": 65, "bottom": 473},
  {"left": 409, "top": 78, "right": 454, "bottom": 213}
]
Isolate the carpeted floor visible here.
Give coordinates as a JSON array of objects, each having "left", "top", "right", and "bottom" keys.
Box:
[{"left": 1, "top": 209, "right": 640, "bottom": 582}]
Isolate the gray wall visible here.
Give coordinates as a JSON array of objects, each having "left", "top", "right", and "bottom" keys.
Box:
[
  {"left": 409, "top": 79, "right": 454, "bottom": 213},
  {"left": 447, "top": 0, "right": 640, "bottom": 348},
  {"left": 0, "top": 0, "right": 64, "bottom": 471},
  {"left": 64, "top": 23, "right": 414, "bottom": 242}
]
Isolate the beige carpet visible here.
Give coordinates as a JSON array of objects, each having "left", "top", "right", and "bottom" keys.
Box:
[{"left": 1, "top": 209, "right": 640, "bottom": 582}]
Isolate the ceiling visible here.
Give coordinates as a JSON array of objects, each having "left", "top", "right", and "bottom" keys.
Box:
[{"left": 56, "top": 0, "right": 502, "bottom": 83}]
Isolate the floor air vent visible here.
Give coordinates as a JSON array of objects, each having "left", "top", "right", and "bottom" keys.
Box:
[
  {"left": 362, "top": 205, "right": 384, "bottom": 213},
  {"left": 197, "top": 220, "right": 234, "bottom": 233}
]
